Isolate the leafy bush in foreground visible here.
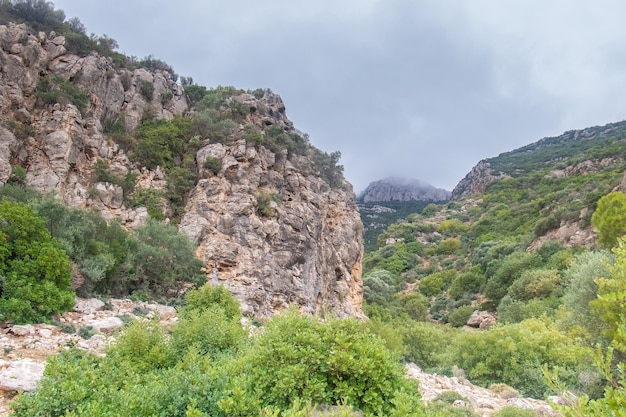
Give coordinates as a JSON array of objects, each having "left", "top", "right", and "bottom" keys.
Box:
[{"left": 0, "top": 199, "right": 74, "bottom": 323}]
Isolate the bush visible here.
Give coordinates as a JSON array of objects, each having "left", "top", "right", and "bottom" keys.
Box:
[
  {"left": 130, "top": 219, "right": 205, "bottom": 298},
  {"left": 447, "top": 305, "right": 475, "bottom": 327},
  {"left": 483, "top": 252, "right": 541, "bottom": 309},
  {"left": 203, "top": 156, "right": 223, "bottom": 175},
  {"left": 592, "top": 191, "right": 626, "bottom": 248},
  {"left": 35, "top": 75, "right": 88, "bottom": 115},
  {"left": 183, "top": 284, "right": 241, "bottom": 321},
  {"left": 448, "top": 270, "right": 486, "bottom": 300},
  {"left": 139, "top": 79, "right": 155, "bottom": 101},
  {"left": 219, "top": 309, "right": 421, "bottom": 416},
  {"left": 0, "top": 200, "right": 74, "bottom": 323},
  {"left": 450, "top": 318, "right": 589, "bottom": 398}
]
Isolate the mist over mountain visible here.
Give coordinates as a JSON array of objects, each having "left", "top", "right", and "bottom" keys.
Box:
[{"left": 358, "top": 177, "right": 451, "bottom": 203}]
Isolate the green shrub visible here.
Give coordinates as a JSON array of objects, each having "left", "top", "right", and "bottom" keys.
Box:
[
  {"left": 78, "top": 325, "right": 96, "bottom": 339},
  {"left": 592, "top": 191, "right": 626, "bottom": 248},
  {"left": 8, "top": 165, "right": 27, "bottom": 185},
  {"left": 447, "top": 305, "right": 475, "bottom": 327},
  {"left": 203, "top": 156, "right": 223, "bottom": 175},
  {"left": 0, "top": 200, "right": 74, "bottom": 323},
  {"left": 132, "top": 187, "right": 165, "bottom": 220},
  {"left": 219, "top": 309, "right": 421, "bottom": 416},
  {"left": 257, "top": 191, "right": 281, "bottom": 217},
  {"left": 139, "top": 79, "right": 155, "bottom": 101},
  {"left": 483, "top": 252, "right": 541, "bottom": 309},
  {"left": 171, "top": 306, "right": 246, "bottom": 358},
  {"left": 450, "top": 318, "right": 589, "bottom": 398},
  {"left": 419, "top": 270, "right": 457, "bottom": 297},
  {"left": 35, "top": 75, "right": 88, "bottom": 115},
  {"left": 183, "top": 284, "right": 241, "bottom": 321},
  {"left": 448, "top": 270, "right": 486, "bottom": 300},
  {"left": 130, "top": 219, "right": 205, "bottom": 298}
]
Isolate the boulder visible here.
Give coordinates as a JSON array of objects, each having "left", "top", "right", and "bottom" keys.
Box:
[
  {"left": 87, "top": 317, "right": 123, "bottom": 335},
  {"left": 0, "top": 360, "right": 45, "bottom": 392},
  {"left": 74, "top": 298, "right": 106, "bottom": 314},
  {"left": 466, "top": 311, "right": 497, "bottom": 329}
]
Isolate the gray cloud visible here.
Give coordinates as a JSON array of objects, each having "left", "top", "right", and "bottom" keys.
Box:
[{"left": 53, "top": 0, "right": 626, "bottom": 191}]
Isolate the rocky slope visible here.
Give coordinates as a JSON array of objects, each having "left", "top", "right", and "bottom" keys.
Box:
[
  {"left": 358, "top": 177, "right": 450, "bottom": 203},
  {"left": 0, "top": 22, "right": 363, "bottom": 318},
  {"left": 452, "top": 122, "right": 626, "bottom": 200}
]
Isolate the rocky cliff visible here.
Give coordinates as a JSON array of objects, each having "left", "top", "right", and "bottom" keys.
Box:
[
  {"left": 358, "top": 177, "right": 450, "bottom": 203},
  {"left": 0, "top": 23, "right": 363, "bottom": 318}
]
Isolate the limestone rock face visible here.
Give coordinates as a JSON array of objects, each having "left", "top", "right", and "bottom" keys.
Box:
[
  {"left": 181, "top": 142, "right": 364, "bottom": 319},
  {"left": 451, "top": 160, "right": 504, "bottom": 199},
  {"left": 0, "top": 23, "right": 364, "bottom": 318}
]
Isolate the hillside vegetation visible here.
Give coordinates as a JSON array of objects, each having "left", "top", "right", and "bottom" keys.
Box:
[{"left": 361, "top": 121, "right": 626, "bottom": 411}]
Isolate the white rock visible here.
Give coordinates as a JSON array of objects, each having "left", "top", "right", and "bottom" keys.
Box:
[
  {"left": 74, "top": 298, "right": 106, "bottom": 314},
  {"left": 8, "top": 325, "right": 33, "bottom": 337},
  {"left": 0, "top": 360, "right": 45, "bottom": 392},
  {"left": 87, "top": 317, "right": 123, "bottom": 334}
]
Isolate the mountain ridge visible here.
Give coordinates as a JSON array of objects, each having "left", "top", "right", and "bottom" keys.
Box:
[{"left": 358, "top": 177, "right": 451, "bottom": 203}]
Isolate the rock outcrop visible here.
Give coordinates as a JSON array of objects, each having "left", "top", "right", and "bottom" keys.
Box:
[
  {"left": 451, "top": 160, "right": 504, "bottom": 200},
  {"left": 359, "top": 177, "right": 450, "bottom": 203},
  {"left": 180, "top": 143, "right": 364, "bottom": 318},
  {"left": 0, "top": 23, "right": 364, "bottom": 318}
]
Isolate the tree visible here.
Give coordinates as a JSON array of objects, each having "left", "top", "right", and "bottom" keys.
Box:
[
  {"left": 0, "top": 200, "right": 74, "bottom": 323},
  {"left": 130, "top": 219, "right": 205, "bottom": 297},
  {"left": 591, "top": 191, "right": 626, "bottom": 249}
]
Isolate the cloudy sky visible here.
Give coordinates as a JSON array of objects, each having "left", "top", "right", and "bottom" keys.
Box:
[{"left": 52, "top": 0, "right": 626, "bottom": 192}]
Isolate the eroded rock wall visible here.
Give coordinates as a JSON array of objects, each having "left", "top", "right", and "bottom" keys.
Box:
[{"left": 0, "top": 23, "right": 364, "bottom": 318}]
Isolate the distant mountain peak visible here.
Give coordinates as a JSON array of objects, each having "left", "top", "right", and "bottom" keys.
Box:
[{"left": 358, "top": 177, "right": 451, "bottom": 203}]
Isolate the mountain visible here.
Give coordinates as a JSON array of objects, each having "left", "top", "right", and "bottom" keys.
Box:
[
  {"left": 358, "top": 177, "right": 451, "bottom": 203},
  {"left": 0, "top": 22, "right": 363, "bottom": 319}
]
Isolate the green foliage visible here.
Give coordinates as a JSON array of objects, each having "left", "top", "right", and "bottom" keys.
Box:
[
  {"left": 401, "top": 321, "right": 459, "bottom": 370},
  {"left": 506, "top": 269, "right": 561, "bottom": 301},
  {"left": 139, "top": 79, "right": 155, "bottom": 101},
  {"left": 133, "top": 117, "right": 198, "bottom": 220},
  {"left": 77, "top": 325, "right": 96, "bottom": 339},
  {"left": 0, "top": 0, "right": 66, "bottom": 32},
  {"left": 592, "top": 191, "right": 626, "bottom": 249},
  {"left": 8, "top": 165, "right": 27, "bottom": 185},
  {"left": 257, "top": 191, "right": 281, "bottom": 217},
  {"left": 132, "top": 188, "right": 165, "bottom": 220},
  {"left": 483, "top": 252, "right": 541, "bottom": 309},
  {"left": 35, "top": 75, "right": 88, "bottom": 115},
  {"left": 450, "top": 318, "right": 589, "bottom": 398},
  {"left": 560, "top": 251, "right": 613, "bottom": 340},
  {"left": 130, "top": 219, "right": 205, "bottom": 298},
  {"left": 363, "top": 269, "right": 394, "bottom": 304},
  {"left": 203, "top": 156, "right": 223, "bottom": 175},
  {"left": 437, "top": 219, "right": 469, "bottom": 235},
  {"left": 447, "top": 305, "right": 475, "bottom": 327},
  {"left": 185, "top": 84, "right": 208, "bottom": 105},
  {"left": 0, "top": 199, "right": 74, "bottom": 323},
  {"left": 171, "top": 306, "right": 246, "bottom": 358},
  {"left": 419, "top": 270, "right": 457, "bottom": 298},
  {"left": 220, "top": 309, "right": 421, "bottom": 416},
  {"left": 448, "top": 270, "right": 486, "bottom": 300},
  {"left": 183, "top": 284, "right": 241, "bottom": 321},
  {"left": 310, "top": 149, "right": 344, "bottom": 188}
]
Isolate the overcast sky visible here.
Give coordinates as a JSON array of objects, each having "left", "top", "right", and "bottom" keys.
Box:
[{"left": 52, "top": 0, "right": 626, "bottom": 192}]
